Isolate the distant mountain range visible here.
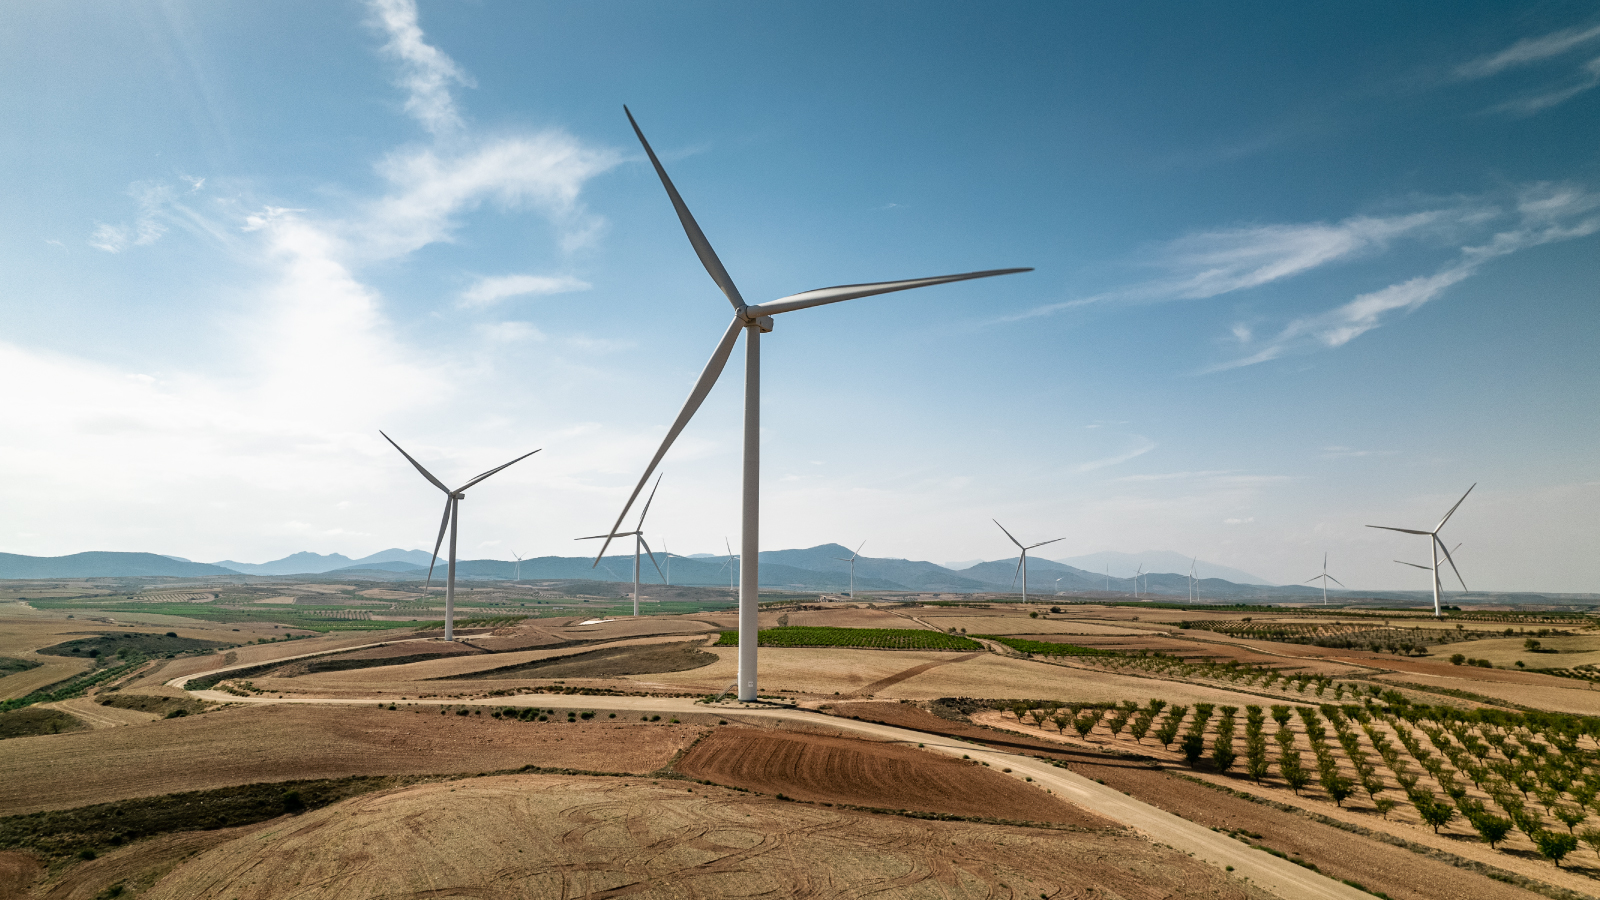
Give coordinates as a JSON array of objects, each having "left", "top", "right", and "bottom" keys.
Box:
[
  {"left": 0, "top": 544, "right": 1413, "bottom": 601},
  {"left": 1052, "top": 551, "right": 1271, "bottom": 585}
]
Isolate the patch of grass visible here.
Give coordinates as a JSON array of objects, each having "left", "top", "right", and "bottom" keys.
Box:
[
  {"left": 0, "top": 707, "right": 88, "bottom": 740},
  {"left": 95, "top": 693, "right": 211, "bottom": 718},
  {"left": 715, "top": 627, "right": 982, "bottom": 651},
  {"left": 0, "top": 656, "right": 42, "bottom": 676},
  {"left": 36, "top": 633, "right": 227, "bottom": 659},
  {"left": 975, "top": 636, "right": 1115, "bottom": 658}
]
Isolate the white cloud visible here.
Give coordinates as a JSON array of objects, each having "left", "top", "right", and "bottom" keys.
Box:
[
  {"left": 1224, "top": 517, "right": 1254, "bottom": 525},
  {"left": 1206, "top": 184, "right": 1600, "bottom": 372},
  {"left": 366, "top": 0, "right": 474, "bottom": 136},
  {"left": 459, "top": 274, "right": 590, "bottom": 308},
  {"left": 1455, "top": 23, "right": 1600, "bottom": 80},
  {"left": 88, "top": 181, "right": 175, "bottom": 252},
  {"left": 478, "top": 321, "right": 547, "bottom": 343},
  {"left": 1003, "top": 209, "right": 1460, "bottom": 322},
  {"left": 1073, "top": 437, "right": 1156, "bottom": 473},
  {"left": 357, "top": 136, "right": 620, "bottom": 260}
]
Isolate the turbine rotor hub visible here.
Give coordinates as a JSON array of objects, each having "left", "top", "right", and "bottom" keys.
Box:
[{"left": 742, "top": 313, "right": 774, "bottom": 333}]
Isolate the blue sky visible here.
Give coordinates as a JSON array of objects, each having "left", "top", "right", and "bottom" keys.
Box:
[{"left": 1, "top": 1, "right": 1596, "bottom": 591}]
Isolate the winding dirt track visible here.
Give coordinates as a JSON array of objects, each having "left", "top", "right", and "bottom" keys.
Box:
[{"left": 164, "top": 690, "right": 1368, "bottom": 899}]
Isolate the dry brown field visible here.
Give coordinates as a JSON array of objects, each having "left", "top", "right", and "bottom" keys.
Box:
[
  {"left": 136, "top": 773, "right": 1270, "bottom": 900},
  {"left": 676, "top": 727, "right": 1106, "bottom": 826},
  {"left": 0, "top": 705, "right": 704, "bottom": 815}
]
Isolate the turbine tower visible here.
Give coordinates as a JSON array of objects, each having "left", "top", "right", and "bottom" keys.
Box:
[
  {"left": 592, "top": 107, "right": 1031, "bottom": 702},
  {"left": 833, "top": 541, "right": 866, "bottom": 598},
  {"left": 1368, "top": 484, "right": 1474, "bottom": 618},
  {"left": 381, "top": 432, "right": 539, "bottom": 641},
  {"left": 993, "top": 520, "right": 1065, "bottom": 605},
  {"left": 579, "top": 474, "right": 667, "bottom": 617},
  {"left": 1305, "top": 552, "right": 1344, "bottom": 605}
]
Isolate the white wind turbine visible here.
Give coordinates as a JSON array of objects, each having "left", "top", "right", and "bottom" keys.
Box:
[
  {"left": 993, "top": 520, "right": 1065, "bottom": 605},
  {"left": 1132, "top": 563, "right": 1144, "bottom": 598},
  {"left": 662, "top": 540, "right": 671, "bottom": 586},
  {"left": 1368, "top": 484, "right": 1474, "bottom": 618},
  {"left": 716, "top": 537, "right": 738, "bottom": 595},
  {"left": 511, "top": 551, "right": 524, "bottom": 582},
  {"left": 381, "top": 432, "right": 540, "bottom": 641},
  {"left": 833, "top": 541, "right": 866, "bottom": 598},
  {"left": 592, "top": 107, "right": 1031, "bottom": 701},
  {"left": 1188, "top": 557, "right": 1198, "bottom": 603},
  {"left": 1306, "top": 552, "right": 1344, "bottom": 605},
  {"left": 579, "top": 474, "right": 667, "bottom": 617}
]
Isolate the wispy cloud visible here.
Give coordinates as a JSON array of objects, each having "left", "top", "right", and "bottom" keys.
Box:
[
  {"left": 367, "top": 0, "right": 474, "bottom": 136},
  {"left": 1074, "top": 437, "right": 1156, "bottom": 473},
  {"left": 1454, "top": 22, "right": 1600, "bottom": 115},
  {"left": 1209, "top": 184, "right": 1600, "bottom": 371},
  {"left": 1003, "top": 209, "right": 1464, "bottom": 322},
  {"left": 1321, "top": 446, "right": 1397, "bottom": 459},
  {"left": 458, "top": 274, "right": 590, "bottom": 308},
  {"left": 1455, "top": 23, "right": 1600, "bottom": 80},
  {"left": 89, "top": 181, "right": 173, "bottom": 252}
]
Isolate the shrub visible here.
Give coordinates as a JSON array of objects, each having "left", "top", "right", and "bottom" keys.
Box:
[
  {"left": 165, "top": 708, "right": 188, "bottom": 719},
  {"left": 1472, "top": 813, "right": 1513, "bottom": 848},
  {"left": 1180, "top": 733, "right": 1205, "bottom": 765},
  {"left": 1535, "top": 830, "right": 1579, "bottom": 867},
  {"left": 282, "top": 790, "right": 306, "bottom": 813}
]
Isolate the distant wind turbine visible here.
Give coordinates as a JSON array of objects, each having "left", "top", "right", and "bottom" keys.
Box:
[
  {"left": 1305, "top": 553, "right": 1344, "bottom": 605},
  {"left": 511, "top": 551, "right": 524, "bottom": 582},
  {"left": 591, "top": 106, "right": 1032, "bottom": 701},
  {"left": 1188, "top": 557, "right": 1198, "bottom": 603},
  {"left": 1368, "top": 484, "right": 1474, "bottom": 618},
  {"left": 993, "top": 520, "right": 1065, "bottom": 605},
  {"left": 662, "top": 540, "right": 671, "bottom": 585},
  {"left": 716, "top": 537, "right": 738, "bottom": 595},
  {"left": 833, "top": 541, "right": 866, "bottom": 598},
  {"left": 381, "top": 432, "right": 540, "bottom": 641},
  {"left": 579, "top": 474, "right": 667, "bottom": 617},
  {"left": 1132, "top": 563, "right": 1144, "bottom": 598}
]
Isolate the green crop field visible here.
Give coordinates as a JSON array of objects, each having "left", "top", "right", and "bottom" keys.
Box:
[{"left": 715, "top": 626, "right": 982, "bottom": 651}]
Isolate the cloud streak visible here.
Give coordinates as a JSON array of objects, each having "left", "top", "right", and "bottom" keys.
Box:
[
  {"left": 459, "top": 274, "right": 591, "bottom": 308},
  {"left": 1454, "top": 21, "right": 1600, "bottom": 115},
  {"left": 367, "top": 0, "right": 474, "bottom": 136},
  {"left": 1209, "top": 184, "right": 1600, "bottom": 371}
]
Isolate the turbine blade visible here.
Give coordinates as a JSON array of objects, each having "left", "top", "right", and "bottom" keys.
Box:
[
  {"left": 457, "top": 448, "right": 541, "bottom": 492},
  {"left": 381, "top": 431, "right": 450, "bottom": 494},
  {"left": 1326, "top": 575, "right": 1346, "bottom": 587},
  {"left": 1366, "top": 525, "right": 1431, "bottom": 535},
  {"left": 992, "top": 519, "right": 1024, "bottom": 549},
  {"left": 1026, "top": 537, "right": 1067, "bottom": 550},
  {"left": 594, "top": 317, "right": 743, "bottom": 565},
  {"left": 1436, "top": 483, "right": 1477, "bottom": 531},
  {"left": 1305, "top": 576, "right": 1322, "bottom": 584},
  {"left": 624, "top": 106, "right": 745, "bottom": 311},
  {"left": 576, "top": 532, "right": 628, "bottom": 541},
  {"left": 854, "top": 540, "right": 866, "bottom": 559},
  {"left": 426, "top": 496, "right": 452, "bottom": 589},
  {"left": 636, "top": 473, "right": 664, "bottom": 530},
  {"left": 1395, "top": 560, "right": 1432, "bottom": 570},
  {"left": 1436, "top": 535, "right": 1469, "bottom": 592},
  {"left": 747, "top": 268, "right": 1033, "bottom": 317},
  {"left": 639, "top": 536, "right": 666, "bottom": 583},
  {"left": 1012, "top": 555, "right": 1023, "bottom": 588}
]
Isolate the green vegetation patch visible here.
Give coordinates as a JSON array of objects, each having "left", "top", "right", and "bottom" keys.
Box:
[
  {"left": 0, "top": 657, "right": 41, "bottom": 676},
  {"left": 0, "top": 656, "right": 152, "bottom": 714},
  {"left": 715, "top": 626, "right": 982, "bottom": 651},
  {"left": 976, "top": 635, "right": 1115, "bottom": 657},
  {"left": 96, "top": 693, "right": 211, "bottom": 718},
  {"left": 0, "top": 775, "right": 432, "bottom": 859},
  {"left": 37, "top": 632, "right": 227, "bottom": 658},
  {"left": 0, "top": 707, "right": 88, "bottom": 740}
]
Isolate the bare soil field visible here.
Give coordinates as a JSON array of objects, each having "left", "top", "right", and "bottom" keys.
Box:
[
  {"left": 784, "top": 607, "right": 921, "bottom": 628},
  {"left": 468, "top": 640, "right": 718, "bottom": 680},
  {"left": 1373, "top": 669, "right": 1600, "bottom": 714},
  {"left": 0, "top": 851, "right": 40, "bottom": 900},
  {"left": 0, "top": 708, "right": 86, "bottom": 741},
  {"left": 928, "top": 617, "right": 1153, "bottom": 636},
  {"left": 0, "top": 705, "right": 704, "bottom": 815},
  {"left": 23, "top": 821, "right": 265, "bottom": 900},
  {"left": 38, "top": 697, "right": 155, "bottom": 729},
  {"left": 139, "top": 774, "right": 1271, "bottom": 900},
  {"left": 676, "top": 727, "right": 1107, "bottom": 827}
]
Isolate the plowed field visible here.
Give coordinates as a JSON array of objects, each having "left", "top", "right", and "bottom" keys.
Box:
[
  {"left": 0, "top": 705, "right": 704, "bottom": 815},
  {"left": 675, "top": 727, "right": 1107, "bottom": 827},
  {"left": 141, "top": 774, "right": 1271, "bottom": 900}
]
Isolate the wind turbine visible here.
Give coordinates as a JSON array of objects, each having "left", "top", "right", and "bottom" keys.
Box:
[
  {"left": 993, "top": 520, "right": 1065, "bottom": 605},
  {"left": 1368, "top": 485, "right": 1474, "bottom": 618},
  {"left": 381, "top": 432, "right": 540, "bottom": 641},
  {"left": 591, "top": 107, "right": 1031, "bottom": 701},
  {"left": 1132, "top": 563, "right": 1144, "bottom": 598},
  {"left": 1305, "top": 553, "right": 1343, "bottom": 605},
  {"left": 662, "top": 540, "right": 671, "bottom": 586},
  {"left": 715, "top": 537, "right": 738, "bottom": 595},
  {"left": 511, "top": 551, "right": 524, "bottom": 582},
  {"left": 833, "top": 541, "right": 866, "bottom": 598},
  {"left": 578, "top": 474, "right": 667, "bottom": 617},
  {"left": 1187, "top": 557, "right": 1197, "bottom": 603}
]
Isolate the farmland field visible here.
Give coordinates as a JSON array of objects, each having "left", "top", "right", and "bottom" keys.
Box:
[{"left": 715, "top": 626, "right": 983, "bottom": 651}]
